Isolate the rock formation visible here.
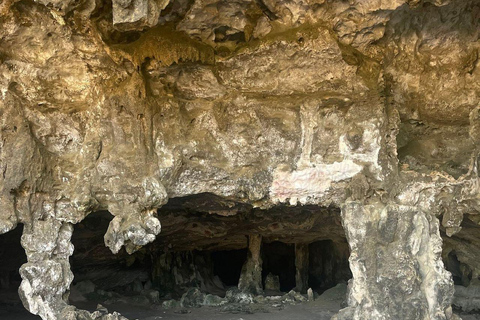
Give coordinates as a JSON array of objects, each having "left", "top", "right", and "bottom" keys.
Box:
[{"left": 0, "top": 0, "right": 479, "bottom": 319}]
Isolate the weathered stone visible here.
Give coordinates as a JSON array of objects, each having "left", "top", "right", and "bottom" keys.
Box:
[
  {"left": 264, "top": 273, "right": 280, "bottom": 292},
  {"left": 203, "top": 294, "right": 228, "bottom": 307},
  {"left": 180, "top": 287, "right": 205, "bottom": 308},
  {"left": 452, "top": 284, "right": 480, "bottom": 313},
  {"left": 238, "top": 234, "right": 263, "bottom": 295},
  {"left": 340, "top": 202, "right": 454, "bottom": 320},
  {"left": 307, "top": 288, "right": 314, "bottom": 302},
  {"left": 225, "top": 287, "right": 254, "bottom": 304},
  {"left": 283, "top": 290, "right": 307, "bottom": 303},
  {"left": 1, "top": 0, "right": 480, "bottom": 319},
  {"left": 112, "top": 0, "right": 170, "bottom": 31}
]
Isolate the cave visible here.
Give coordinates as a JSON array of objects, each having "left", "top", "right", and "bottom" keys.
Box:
[
  {"left": 211, "top": 249, "right": 246, "bottom": 288},
  {"left": 308, "top": 240, "right": 351, "bottom": 294},
  {"left": 2, "top": 0, "right": 480, "bottom": 319},
  {"left": 442, "top": 215, "right": 480, "bottom": 315},
  {"left": 62, "top": 194, "right": 352, "bottom": 317},
  {"left": 0, "top": 225, "right": 32, "bottom": 319},
  {"left": 262, "top": 241, "right": 296, "bottom": 293}
]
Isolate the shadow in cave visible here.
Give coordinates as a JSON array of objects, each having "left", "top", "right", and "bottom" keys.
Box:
[
  {"left": 68, "top": 194, "right": 353, "bottom": 318},
  {"left": 308, "top": 240, "right": 351, "bottom": 294},
  {"left": 70, "top": 211, "right": 155, "bottom": 314},
  {"left": 442, "top": 216, "right": 480, "bottom": 315},
  {"left": 212, "top": 249, "right": 247, "bottom": 287},
  {"left": 0, "top": 225, "right": 39, "bottom": 319},
  {"left": 262, "top": 241, "right": 296, "bottom": 293}
]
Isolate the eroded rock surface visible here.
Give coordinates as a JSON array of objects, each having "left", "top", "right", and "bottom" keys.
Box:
[{"left": 1, "top": 0, "right": 480, "bottom": 319}]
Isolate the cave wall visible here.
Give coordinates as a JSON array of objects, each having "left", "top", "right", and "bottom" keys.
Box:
[{"left": 1, "top": 0, "right": 480, "bottom": 319}]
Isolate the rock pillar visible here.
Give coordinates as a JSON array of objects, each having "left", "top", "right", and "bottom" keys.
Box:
[
  {"left": 295, "top": 242, "right": 309, "bottom": 294},
  {"left": 335, "top": 202, "right": 456, "bottom": 320},
  {"left": 18, "top": 217, "right": 74, "bottom": 320},
  {"left": 238, "top": 234, "right": 263, "bottom": 295}
]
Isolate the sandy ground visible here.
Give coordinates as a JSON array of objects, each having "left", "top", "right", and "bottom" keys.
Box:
[
  {"left": 0, "top": 298, "right": 339, "bottom": 320},
  {"left": 1, "top": 286, "right": 480, "bottom": 320},
  {"left": 0, "top": 285, "right": 342, "bottom": 320}
]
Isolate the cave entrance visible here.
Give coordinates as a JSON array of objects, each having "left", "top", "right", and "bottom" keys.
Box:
[
  {"left": 441, "top": 216, "right": 480, "bottom": 314},
  {"left": 211, "top": 249, "right": 247, "bottom": 287},
  {"left": 262, "top": 241, "right": 296, "bottom": 293},
  {"left": 68, "top": 194, "right": 352, "bottom": 318},
  {"left": 70, "top": 211, "right": 154, "bottom": 312},
  {"left": 308, "top": 240, "right": 351, "bottom": 294},
  {"left": 0, "top": 225, "right": 34, "bottom": 319}
]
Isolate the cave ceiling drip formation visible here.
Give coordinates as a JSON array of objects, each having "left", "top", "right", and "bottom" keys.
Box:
[{"left": 1, "top": 0, "right": 480, "bottom": 319}]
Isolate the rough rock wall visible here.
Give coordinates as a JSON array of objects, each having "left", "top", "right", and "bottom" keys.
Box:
[{"left": 0, "top": 0, "right": 479, "bottom": 319}]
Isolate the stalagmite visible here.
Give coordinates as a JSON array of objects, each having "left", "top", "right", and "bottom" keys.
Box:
[
  {"left": 295, "top": 243, "right": 309, "bottom": 294},
  {"left": 238, "top": 235, "right": 263, "bottom": 295}
]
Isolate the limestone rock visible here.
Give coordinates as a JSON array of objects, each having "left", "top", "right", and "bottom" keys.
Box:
[
  {"left": 264, "top": 273, "right": 280, "bottom": 291},
  {"left": 1, "top": 0, "right": 480, "bottom": 319},
  {"left": 203, "top": 294, "right": 228, "bottom": 307},
  {"left": 452, "top": 284, "right": 480, "bottom": 313},
  {"left": 180, "top": 288, "right": 205, "bottom": 308},
  {"left": 225, "top": 287, "right": 254, "bottom": 304},
  {"left": 112, "top": 0, "right": 170, "bottom": 31}
]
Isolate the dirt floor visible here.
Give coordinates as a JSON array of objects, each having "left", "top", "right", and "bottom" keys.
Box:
[
  {"left": 1, "top": 285, "right": 343, "bottom": 320},
  {"left": 2, "top": 285, "right": 480, "bottom": 320},
  {"left": 0, "top": 298, "right": 340, "bottom": 320}
]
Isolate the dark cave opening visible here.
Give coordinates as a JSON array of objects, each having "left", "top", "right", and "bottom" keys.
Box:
[
  {"left": 262, "top": 241, "right": 296, "bottom": 292},
  {"left": 66, "top": 194, "right": 353, "bottom": 317},
  {"left": 441, "top": 216, "right": 480, "bottom": 314},
  {"left": 308, "top": 240, "right": 351, "bottom": 294},
  {"left": 70, "top": 211, "right": 154, "bottom": 310},
  {"left": 211, "top": 249, "right": 247, "bottom": 287},
  {"left": 444, "top": 250, "right": 472, "bottom": 287},
  {"left": 0, "top": 225, "right": 33, "bottom": 318}
]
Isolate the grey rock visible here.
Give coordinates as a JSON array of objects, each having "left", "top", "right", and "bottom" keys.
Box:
[
  {"left": 180, "top": 288, "right": 205, "bottom": 308},
  {"left": 203, "top": 294, "right": 228, "bottom": 307},
  {"left": 112, "top": 0, "right": 170, "bottom": 31},
  {"left": 225, "top": 287, "right": 254, "bottom": 304},
  {"left": 264, "top": 273, "right": 280, "bottom": 292}
]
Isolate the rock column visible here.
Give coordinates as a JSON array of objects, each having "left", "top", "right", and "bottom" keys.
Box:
[
  {"left": 335, "top": 201, "right": 456, "bottom": 320},
  {"left": 18, "top": 216, "right": 74, "bottom": 320},
  {"left": 295, "top": 243, "right": 309, "bottom": 294},
  {"left": 238, "top": 234, "right": 263, "bottom": 295}
]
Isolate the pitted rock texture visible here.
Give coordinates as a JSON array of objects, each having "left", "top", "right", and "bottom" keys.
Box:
[{"left": 1, "top": 0, "right": 480, "bottom": 319}]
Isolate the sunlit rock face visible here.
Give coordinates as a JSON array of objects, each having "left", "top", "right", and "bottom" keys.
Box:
[{"left": 0, "top": 0, "right": 479, "bottom": 319}]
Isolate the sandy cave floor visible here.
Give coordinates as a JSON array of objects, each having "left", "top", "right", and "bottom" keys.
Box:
[
  {"left": 1, "top": 297, "right": 340, "bottom": 320},
  {"left": 2, "top": 286, "right": 480, "bottom": 320},
  {"left": 0, "top": 284, "right": 342, "bottom": 320}
]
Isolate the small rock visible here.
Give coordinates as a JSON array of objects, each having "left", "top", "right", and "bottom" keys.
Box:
[
  {"left": 203, "top": 294, "right": 228, "bottom": 306},
  {"left": 453, "top": 284, "right": 480, "bottom": 312},
  {"left": 96, "top": 304, "right": 109, "bottom": 314},
  {"left": 317, "top": 283, "right": 347, "bottom": 302},
  {"left": 253, "top": 295, "right": 267, "bottom": 304},
  {"left": 226, "top": 287, "right": 254, "bottom": 304},
  {"left": 282, "top": 290, "right": 307, "bottom": 304},
  {"left": 144, "top": 289, "right": 160, "bottom": 303},
  {"left": 307, "top": 288, "right": 314, "bottom": 301},
  {"left": 180, "top": 288, "right": 205, "bottom": 308},
  {"left": 69, "top": 280, "right": 96, "bottom": 302},
  {"left": 265, "top": 273, "right": 280, "bottom": 291}
]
